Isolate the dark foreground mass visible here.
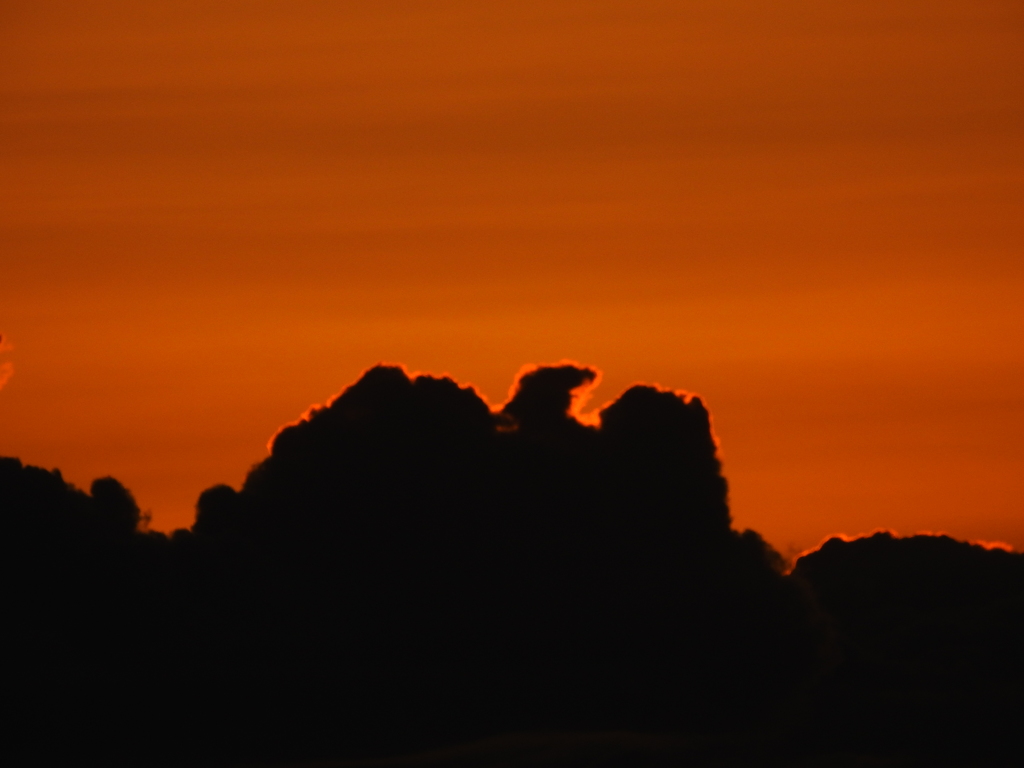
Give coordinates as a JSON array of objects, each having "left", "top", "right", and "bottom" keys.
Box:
[{"left": 3, "top": 364, "right": 1022, "bottom": 766}]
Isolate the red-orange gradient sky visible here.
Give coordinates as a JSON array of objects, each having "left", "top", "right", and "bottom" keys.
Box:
[{"left": 1, "top": 1, "right": 1022, "bottom": 555}]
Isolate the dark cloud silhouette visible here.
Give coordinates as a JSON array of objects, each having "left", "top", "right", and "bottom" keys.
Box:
[
  {"left": 1, "top": 457, "right": 142, "bottom": 541},
  {"left": 189, "top": 364, "right": 819, "bottom": 752},
  {"left": 2, "top": 364, "right": 1022, "bottom": 766},
  {"left": 501, "top": 362, "right": 597, "bottom": 430},
  {"left": 792, "top": 531, "right": 1024, "bottom": 761}
]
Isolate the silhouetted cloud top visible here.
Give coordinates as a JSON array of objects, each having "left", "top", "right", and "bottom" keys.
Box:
[
  {"left": 229, "top": 363, "right": 732, "bottom": 542},
  {"left": 794, "top": 531, "right": 1024, "bottom": 641},
  {"left": 501, "top": 363, "right": 597, "bottom": 431},
  {"left": 187, "top": 364, "right": 817, "bottom": 750},
  {"left": 1, "top": 457, "right": 142, "bottom": 542},
  {"left": 792, "top": 531, "right": 1024, "bottom": 758},
  {"left": 3, "top": 364, "right": 1023, "bottom": 765}
]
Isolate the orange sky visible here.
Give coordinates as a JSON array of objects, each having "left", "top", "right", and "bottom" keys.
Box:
[{"left": 1, "top": 0, "right": 1022, "bottom": 556}]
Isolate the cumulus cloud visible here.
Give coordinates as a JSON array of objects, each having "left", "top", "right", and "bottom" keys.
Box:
[
  {"left": 2, "top": 363, "right": 823, "bottom": 760},
  {"left": 1, "top": 363, "right": 1022, "bottom": 765},
  {"left": 792, "top": 531, "right": 1024, "bottom": 758}
]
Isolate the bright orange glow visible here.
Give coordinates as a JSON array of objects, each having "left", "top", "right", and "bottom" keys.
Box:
[
  {"left": 1, "top": 1, "right": 1022, "bottom": 554},
  {"left": 970, "top": 539, "right": 1015, "bottom": 552}
]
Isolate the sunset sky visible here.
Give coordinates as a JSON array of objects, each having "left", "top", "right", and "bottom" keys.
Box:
[{"left": 1, "top": 0, "right": 1022, "bottom": 556}]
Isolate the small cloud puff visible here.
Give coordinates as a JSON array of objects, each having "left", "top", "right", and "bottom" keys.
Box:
[{"left": 0, "top": 334, "right": 12, "bottom": 391}]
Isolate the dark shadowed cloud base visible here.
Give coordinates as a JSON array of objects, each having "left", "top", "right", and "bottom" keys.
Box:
[{"left": 2, "top": 364, "right": 1023, "bottom": 766}]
